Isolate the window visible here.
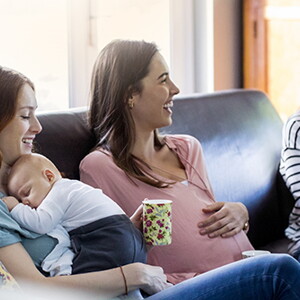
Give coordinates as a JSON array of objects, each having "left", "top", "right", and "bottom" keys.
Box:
[
  {"left": 69, "top": 0, "right": 171, "bottom": 108},
  {"left": 0, "top": 0, "right": 215, "bottom": 111},
  {"left": 0, "top": 0, "right": 69, "bottom": 111},
  {"left": 243, "top": 0, "right": 300, "bottom": 120}
]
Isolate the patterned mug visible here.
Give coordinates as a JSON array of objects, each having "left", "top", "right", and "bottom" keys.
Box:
[{"left": 142, "top": 198, "right": 172, "bottom": 246}]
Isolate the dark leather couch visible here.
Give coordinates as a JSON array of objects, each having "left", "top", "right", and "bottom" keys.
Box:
[{"left": 36, "top": 89, "right": 294, "bottom": 251}]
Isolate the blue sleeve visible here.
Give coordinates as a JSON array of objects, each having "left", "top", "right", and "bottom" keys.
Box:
[
  {"left": 0, "top": 198, "right": 57, "bottom": 267},
  {"left": 0, "top": 227, "right": 21, "bottom": 247}
]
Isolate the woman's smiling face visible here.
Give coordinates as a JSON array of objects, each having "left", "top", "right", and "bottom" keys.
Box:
[
  {"left": 0, "top": 83, "right": 42, "bottom": 166},
  {"left": 130, "top": 52, "right": 180, "bottom": 132}
]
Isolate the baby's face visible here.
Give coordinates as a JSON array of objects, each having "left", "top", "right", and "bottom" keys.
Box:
[{"left": 8, "top": 164, "right": 52, "bottom": 209}]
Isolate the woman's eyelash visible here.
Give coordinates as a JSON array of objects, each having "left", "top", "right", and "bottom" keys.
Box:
[{"left": 21, "top": 115, "right": 30, "bottom": 119}]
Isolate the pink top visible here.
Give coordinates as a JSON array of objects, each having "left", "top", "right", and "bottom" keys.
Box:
[{"left": 80, "top": 135, "right": 254, "bottom": 284}]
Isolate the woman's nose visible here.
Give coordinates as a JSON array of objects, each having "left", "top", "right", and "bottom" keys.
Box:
[
  {"left": 170, "top": 81, "right": 180, "bottom": 96},
  {"left": 30, "top": 115, "right": 42, "bottom": 134}
]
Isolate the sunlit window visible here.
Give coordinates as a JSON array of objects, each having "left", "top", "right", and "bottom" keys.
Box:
[{"left": 0, "top": 0, "right": 69, "bottom": 111}]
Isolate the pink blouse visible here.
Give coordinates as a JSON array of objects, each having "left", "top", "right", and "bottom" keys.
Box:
[{"left": 80, "top": 135, "right": 254, "bottom": 284}]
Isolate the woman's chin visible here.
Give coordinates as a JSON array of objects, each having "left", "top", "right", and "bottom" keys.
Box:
[
  {"left": 164, "top": 118, "right": 173, "bottom": 127},
  {"left": 21, "top": 145, "right": 33, "bottom": 155}
]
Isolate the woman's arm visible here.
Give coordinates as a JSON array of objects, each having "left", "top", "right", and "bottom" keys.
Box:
[{"left": 0, "top": 243, "right": 171, "bottom": 298}]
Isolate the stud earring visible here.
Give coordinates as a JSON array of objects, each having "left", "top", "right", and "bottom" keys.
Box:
[{"left": 128, "top": 99, "right": 134, "bottom": 109}]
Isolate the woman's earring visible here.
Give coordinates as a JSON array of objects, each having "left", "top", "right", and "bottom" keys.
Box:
[{"left": 128, "top": 99, "right": 134, "bottom": 109}]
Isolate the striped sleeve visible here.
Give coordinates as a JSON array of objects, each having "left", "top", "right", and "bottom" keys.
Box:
[
  {"left": 280, "top": 114, "right": 300, "bottom": 201},
  {"left": 280, "top": 112, "right": 300, "bottom": 255}
]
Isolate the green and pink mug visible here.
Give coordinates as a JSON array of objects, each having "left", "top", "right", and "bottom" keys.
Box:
[{"left": 142, "top": 199, "right": 172, "bottom": 246}]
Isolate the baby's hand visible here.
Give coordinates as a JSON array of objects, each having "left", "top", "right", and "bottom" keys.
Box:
[{"left": 2, "top": 196, "right": 19, "bottom": 212}]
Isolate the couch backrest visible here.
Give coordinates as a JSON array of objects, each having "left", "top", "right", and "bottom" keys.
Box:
[
  {"left": 36, "top": 107, "right": 96, "bottom": 180},
  {"left": 36, "top": 89, "right": 294, "bottom": 248}
]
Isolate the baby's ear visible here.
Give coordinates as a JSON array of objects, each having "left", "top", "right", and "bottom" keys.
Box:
[{"left": 44, "top": 169, "right": 55, "bottom": 182}]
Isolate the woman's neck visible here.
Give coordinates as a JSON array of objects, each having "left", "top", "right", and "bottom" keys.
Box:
[{"left": 131, "top": 130, "right": 159, "bottom": 162}]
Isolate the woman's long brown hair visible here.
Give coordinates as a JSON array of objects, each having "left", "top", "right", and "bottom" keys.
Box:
[
  {"left": 0, "top": 66, "right": 35, "bottom": 168},
  {"left": 89, "top": 40, "right": 168, "bottom": 187}
]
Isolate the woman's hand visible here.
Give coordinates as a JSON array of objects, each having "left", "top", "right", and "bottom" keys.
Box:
[
  {"left": 198, "top": 202, "right": 249, "bottom": 238},
  {"left": 130, "top": 205, "right": 143, "bottom": 231},
  {"left": 130, "top": 205, "right": 154, "bottom": 252},
  {"left": 125, "top": 263, "right": 173, "bottom": 295},
  {"left": 2, "top": 196, "right": 19, "bottom": 212}
]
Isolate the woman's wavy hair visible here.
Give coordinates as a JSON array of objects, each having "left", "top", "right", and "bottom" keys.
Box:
[
  {"left": 0, "top": 66, "right": 34, "bottom": 167},
  {"left": 89, "top": 40, "right": 168, "bottom": 187}
]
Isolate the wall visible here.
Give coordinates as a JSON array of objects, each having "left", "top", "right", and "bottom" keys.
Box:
[{"left": 213, "top": 0, "right": 243, "bottom": 90}]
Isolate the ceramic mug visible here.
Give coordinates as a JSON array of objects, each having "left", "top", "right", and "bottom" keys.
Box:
[{"left": 242, "top": 250, "right": 271, "bottom": 259}]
